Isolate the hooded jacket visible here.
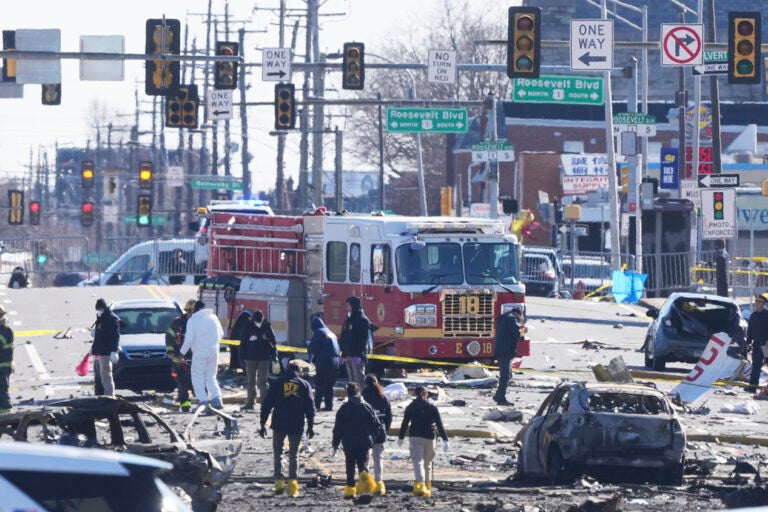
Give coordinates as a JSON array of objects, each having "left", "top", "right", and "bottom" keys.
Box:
[
  {"left": 308, "top": 316, "right": 340, "bottom": 367},
  {"left": 494, "top": 311, "right": 521, "bottom": 360},
  {"left": 92, "top": 308, "right": 120, "bottom": 356},
  {"left": 332, "top": 394, "right": 381, "bottom": 450},
  {"left": 181, "top": 308, "right": 224, "bottom": 357},
  {"left": 260, "top": 368, "right": 315, "bottom": 435},
  {"left": 339, "top": 297, "right": 371, "bottom": 359},
  {"left": 239, "top": 318, "right": 277, "bottom": 362}
]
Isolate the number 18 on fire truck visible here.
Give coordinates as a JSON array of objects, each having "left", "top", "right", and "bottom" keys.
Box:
[{"left": 196, "top": 203, "right": 529, "bottom": 366}]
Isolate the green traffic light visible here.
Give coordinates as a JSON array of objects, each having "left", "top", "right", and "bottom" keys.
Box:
[
  {"left": 138, "top": 215, "right": 150, "bottom": 226},
  {"left": 37, "top": 254, "right": 47, "bottom": 265},
  {"left": 516, "top": 56, "right": 533, "bottom": 71},
  {"left": 736, "top": 59, "right": 754, "bottom": 75}
]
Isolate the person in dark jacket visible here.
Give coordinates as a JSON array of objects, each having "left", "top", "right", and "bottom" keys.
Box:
[
  {"left": 259, "top": 360, "right": 315, "bottom": 498},
  {"left": 362, "top": 374, "right": 393, "bottom": 495},
  {"left": 493, "top": 309, "right": 522, "bottom": 405},
  {"left": 308, "top": 315, "right": 340, "bottom": 411},
  {"left": 239, "top": 310, "right": 277, "bottom": 409},
  {"left": 332, "top": 382, "right": 381, "bottom": 500},
  {"left": 397, "top": 386, "right": 449, "bottom": 498},
  {"left": 0, "top": 306, "right": 14, "bottom": 413},
  {"left": 165, "top": 299, "right": 196, "bottom": 411},
  {"left": 747, "top": 294, "right": 768, "bottom": 392},
  {"left": 339, "top": 296, "right": 371, "bottom": 388},
  {"left": 91, "top": 298, "right": 120, "bottom": 396}
]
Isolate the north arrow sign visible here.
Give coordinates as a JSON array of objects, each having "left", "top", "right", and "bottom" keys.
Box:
[{"left": 697, "top": 173, "right": 739, "bottom": 188}]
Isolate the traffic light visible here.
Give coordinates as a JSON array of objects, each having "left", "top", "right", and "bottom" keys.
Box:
[
  {"left": 214, "top": 41, "right": 239, "bottom": 89},
  {"left": 81, "top": 161, "right": 94, "bottom": 188},
  {"left": 29, "top": 201, "right": 40, "bottom": 225},
  {"left": 728, "top": 12, "right": 761, "bottom": 84},
  {"left": 81, "top": 201, "right": 94, "bottom": 227},
  {"left": 41, "top": 83, "right": 61, "bottom": 105},
  {"left": 3, "top": 31, "right": 15, "bottom": 82},
  {"left": 440, "top": 186, "right": 453, "bottom": 216},
  {"left": 7, "top": 189, "right": 23, "bottom": 225},
  {"left": 713, "top": 191, "right": 725, "bottom": 220},
  {"left": 145, "top": 18, "right": 181, "bottom": 95},
  {"left": 137, "top": 194, "right": 152, "bottom": 227},
  {"left": 342, "top": 42, "right": 365, "bottom": 90},
  {"left": 166, "top": 85, "right": 199, "bottom": 129},
  {"left": 507, "top": 6, "right": 541, "bottom": 79},
  {"left": 139, "top": 161, "right": 152, "bottom": 189},
  {"left": 274, "top": 83, "right": 296, "bottom": 130}
]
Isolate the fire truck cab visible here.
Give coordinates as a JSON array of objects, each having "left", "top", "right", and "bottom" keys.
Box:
[{"left": 199, "top": 207, "right": 527, "bottom": 366}]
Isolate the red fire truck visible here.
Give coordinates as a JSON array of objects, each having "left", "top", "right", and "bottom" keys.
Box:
[{"left": 197, "top": 203, "right": 528, "bottom": 366}]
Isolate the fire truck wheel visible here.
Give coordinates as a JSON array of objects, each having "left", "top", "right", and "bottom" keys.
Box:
[{"left": 366, "top": 360, "right": 385, "bottom": 379}]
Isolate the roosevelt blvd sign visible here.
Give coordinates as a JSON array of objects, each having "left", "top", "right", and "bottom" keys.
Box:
[
  {"left": 612, "top": 112, "right": 657, "bottom": 136},
  {"left": 512, "top": 75, "right": 603, "bottom": 105},
  {"left": 471, "top": 141, "right": 515, "bottom": 163},
  {"left": 697, "top": 173, "right": 739, "bottom": 188},
  {"left": 386, "top": 107, "right": 468, "bottom": 133}
]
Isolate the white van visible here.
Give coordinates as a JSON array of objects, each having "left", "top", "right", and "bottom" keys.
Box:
[{"left": 80, "top": 238, "right": 207, "bottom": 286}]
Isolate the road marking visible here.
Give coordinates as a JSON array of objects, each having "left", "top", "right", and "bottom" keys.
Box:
[{"left": 24, "top": 343, "right": 55, "bottom": 397}]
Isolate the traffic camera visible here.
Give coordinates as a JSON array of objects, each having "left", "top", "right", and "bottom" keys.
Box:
[
  {"left": 728, "top": 12, "right": 761, "bottom": 84},
  {"left": 137, "top": 194, "right": 152, "bottom": 227},
  {"left": 81, "top": 202, "right": 94, "bottom": 227},
  {"left": 29, "top": 201, "right": 40, "bottom": 225},
  {"left": 274, "top": 83, "right": 296, "bottom": 130},
  {"left": 7, "top": 189, "right": 23, "bottom": 225},
  {"left": 145, "top": 18, "right": 181, "bottom": 95},
  {"left": 507, "top": 6, "right": 541, "bottom": 79},
  {"left": 214, "top": 41, "right": 239, "bottom": 89},
  {"left": 342, "top": 42, "right": 365, "bottom": 90},
  {"left": 139, "top": 161, "right": 153, "bottom": 189},
  {"left": 81, "top": 161, "right": 94, "bottom": 188}
]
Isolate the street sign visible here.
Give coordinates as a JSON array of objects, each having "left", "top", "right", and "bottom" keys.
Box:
[
  {"left": 207, "top": 89, "right": 233, "bottom": 120},
  {"left": 692, "top": 62, "right": 728, "bottom": 76},
  {"left": 661, "top": 24, "right": 704, "bottom": 66},
  {"left": 191, "top": 178, "right": 243, "bottom": 191},
  {"left": 166, "top": 166, "right": 184, "bottom": 187},
  {"left": 471, "top": 141, "right": 515, "bottom": 162},
  {"left": 386, "top": 107, "right": 468, "bottom": 133},
  {"left": 570, "top": 19, "right": 614, "bottom": 71},
  {"left": 427, "top": 49, "right": 457, "bottom": 84},
  {"left": 512, "top": 75, "right": 603, "bottom": 105},
  {"left": 680, "top": 179, "right": 701, "bottom": 209},
  {"left": 558, "top": 224, "right": 589, "bottom": 236},
  {"left": 262, "top": 47, "right": 292, "bottom": 82},
  {"left": 612, "top": 112, "right": 657, "bottom": 136},
  {"left": 701, "top": 188, "right": 736, "bottom": 239},
  {"left": 697, "top": 173, "right": 740, "bottom": 188}
]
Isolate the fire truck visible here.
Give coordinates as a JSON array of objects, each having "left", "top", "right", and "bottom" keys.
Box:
[{"left": 197, "top": 203, "right": 528, "bottom": 366}]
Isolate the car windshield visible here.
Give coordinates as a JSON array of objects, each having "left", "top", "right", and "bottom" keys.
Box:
[
  {"left": 394, "top": 241, "right": 520, "bottom": 285},
  {"left": 115, "top": 307, "right": 179, "bottom": 334},
  {"left": 583, "top": 391, "right": 669, "bottom": 415}
]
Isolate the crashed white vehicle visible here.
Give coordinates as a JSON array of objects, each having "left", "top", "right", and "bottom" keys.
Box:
[{"left": 516, "top": 381, "right": 686, "bottom": 485}]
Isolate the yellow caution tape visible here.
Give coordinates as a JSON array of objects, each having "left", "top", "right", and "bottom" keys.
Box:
[{"left": 17, "top": 329, "right": 62, "bottom": 337}]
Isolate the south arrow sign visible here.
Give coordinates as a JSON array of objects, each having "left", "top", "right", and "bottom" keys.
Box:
[{"left": 697, "top": 173, "right": 739, "bottom": 188}]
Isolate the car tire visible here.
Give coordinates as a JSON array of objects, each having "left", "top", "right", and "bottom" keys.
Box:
[
  {"left": 546, "top": 447, "right": 577, "bottom": 485},
  {"left": 644, "top": 341, "right": 653, "bottom": 368},
  {"left": 652, "top": 354, "right": 667, "bottom": 372}
]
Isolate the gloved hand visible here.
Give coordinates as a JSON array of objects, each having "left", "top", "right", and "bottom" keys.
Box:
[
  {"left": 307, "top": 426, "right": 315, "bottom": 439},
  {"left": 109, "top": 351, "right": 119, "bottom": 364},
  {"left": 397, "top": 438, "right": 404, "bottom": 447},
  {"left": 259, "top": 425, "right": 267, "bottom": 439},
  {"left": 330, "top": 447, "right": 338, "bottom": 458},
  {"left": 352, "top": 356, "right": 362, "bottom": 364},
  {"left": 443, "top": 440, "right": 450, "bottom": 453}
]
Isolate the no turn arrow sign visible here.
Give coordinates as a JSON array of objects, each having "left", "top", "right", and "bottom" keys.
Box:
[{"left": 661, "top": 24, "right": 704, "bottom": 66}]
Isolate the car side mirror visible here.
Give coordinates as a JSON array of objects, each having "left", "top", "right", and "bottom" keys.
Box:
[{"left": 646, "top": 308, "right": 658, "bottom": 319}]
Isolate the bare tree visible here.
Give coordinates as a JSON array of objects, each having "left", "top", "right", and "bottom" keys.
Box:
[{"left": 340, "top": 0, "right": 508, "bottom": 215}]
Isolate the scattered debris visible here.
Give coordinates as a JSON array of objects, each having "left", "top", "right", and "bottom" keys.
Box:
[
  {"left": 592, "top": 356, "right": 634, "bottom": 383},
  {"left": 719, "top": 400, "right": 760, "bottom": 415},
  {"left": 482, "top": 409, "right": 523, "bottom": 422}
]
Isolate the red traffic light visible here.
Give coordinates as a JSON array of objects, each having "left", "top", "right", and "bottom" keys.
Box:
[
  {"left": 29, "top": 202, "right": 40, "bottom": 213},
  {"left": 82, "top": 202, "right": 93, "bottom": 213},
  {"left": 737, "top": 20, "right": 755, "bottom": 36}
]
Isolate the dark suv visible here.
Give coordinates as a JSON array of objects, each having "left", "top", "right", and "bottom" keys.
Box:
[
  {"left": 111, "top": 299, "right": 183, "bottom": 393},
  {"left": 521, "top": 246, "right": 563, "bottom": 297}
]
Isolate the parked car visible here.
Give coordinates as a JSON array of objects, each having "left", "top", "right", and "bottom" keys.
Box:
[
  {"left": 562, "top": 256, "right": 612, "bottom": 294},
  {"left": 522, "top": 246, "right": 563, "bottom": 297},
  {"left": 0, "top": 441, "right": 191, "bottom": 511},
  {"left": 515, "top": 381, "right": 686, "bottom": 485},
  {"left": 111, "top": 299, "right": 183, "bottom": 393},
  {"left": 644, "top": 292, "right": 744, "bottom": 371}
]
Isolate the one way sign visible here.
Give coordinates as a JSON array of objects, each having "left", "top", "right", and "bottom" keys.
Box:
[
  {"left": 207, "top": 89, "right": 233, "bottom": 121},
  {"left": 570, "top": 19, "right": 614, "bottom": 71},
  {"left": 697, "top": 173, "right": 739, "bottom": 188}
]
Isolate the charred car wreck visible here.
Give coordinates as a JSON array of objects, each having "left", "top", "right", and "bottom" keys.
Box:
[{"left": 0, "top": 396, "right": 241, "bottom": 511}]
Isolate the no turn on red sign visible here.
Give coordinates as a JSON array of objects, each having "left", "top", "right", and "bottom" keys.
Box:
[{"left": 661, "top": 24, "right": 704, "bottom": 66}]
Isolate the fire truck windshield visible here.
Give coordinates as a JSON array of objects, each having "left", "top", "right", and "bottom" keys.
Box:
[{"left": 395, "top": 241, "right": 519, "bottom": 286}]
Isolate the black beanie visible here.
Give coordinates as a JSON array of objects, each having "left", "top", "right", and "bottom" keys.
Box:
[
  {"left": 95, "top": 298, "right": 107, "bottom": 310},
  {"left": 346, "top": 296, "right": 362, "bottom": 311}
]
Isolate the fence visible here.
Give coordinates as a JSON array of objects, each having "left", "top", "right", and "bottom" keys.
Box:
[{"left": 0, "top": 236, "right": 92, "bottom": 288}]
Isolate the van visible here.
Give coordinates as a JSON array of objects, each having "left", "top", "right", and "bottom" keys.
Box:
[
  {"left": 79, "top": 238, "right": 207, "bottom": 286},
  {"left": 521, "top": 246, "right": 565, "bottom": 297}
]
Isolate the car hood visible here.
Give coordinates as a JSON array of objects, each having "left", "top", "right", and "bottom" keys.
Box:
[{"left": 119, "top": 333, "right": 166, "bottom": 349}]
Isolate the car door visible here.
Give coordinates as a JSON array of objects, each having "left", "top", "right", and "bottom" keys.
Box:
[{"left": 519, "top": 386, "right": 570, "bottom": 477}]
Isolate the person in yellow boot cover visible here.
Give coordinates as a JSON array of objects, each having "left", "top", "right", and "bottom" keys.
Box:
[
  {"left": 362, "top": 374, "right": 393, "bottom": 495},
  {"left": 331, "top": 382, "right": 383, "bottom": 499},
  {"left": 397, "top": 386, "right": 450, "bottom": 498}
]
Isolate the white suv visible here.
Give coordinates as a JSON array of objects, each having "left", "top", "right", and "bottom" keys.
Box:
[{"left": 0, "top": 441, "right": 191, "bottom": 511}]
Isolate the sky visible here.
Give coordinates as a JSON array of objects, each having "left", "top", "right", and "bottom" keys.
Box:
[{"left": 0, "top": 0, "right": 511, "bottom": 193}]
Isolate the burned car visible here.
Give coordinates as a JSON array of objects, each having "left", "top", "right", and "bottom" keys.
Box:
[
  {"left": 0, "top": 397, "right": 241, "bottom": 511},
  {"left": 644, "top": 292, "right": 744, "bottom": 371},
  {"left": 516, "top": 381, "right": 686, "bottom": 485}
]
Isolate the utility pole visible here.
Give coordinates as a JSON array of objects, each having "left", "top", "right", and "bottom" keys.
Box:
[
  {"left": 238, "top": 27, "right": 250, "bottom": 199},
  {"left": 335, "top": 127, "right": 343, "bottom": 211},
  {"left": 601, "top": 0, "right": 620, "bottom": 267},
  {"left": 485, "top": 92, "right": 498, "bottom": 219},
  {"left": 275, "top": 0, "right": 287, "bottom": 209}
]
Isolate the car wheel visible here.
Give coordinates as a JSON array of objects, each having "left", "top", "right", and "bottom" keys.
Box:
[
  {"left": 546, "top": 447, "right": 576, "bottom": 485},
  {"left": 652, "top": 354, "right": 667, "bottom": 371},
  {"left": 644, "top": 341, "right": 653, "bottom": 368}
]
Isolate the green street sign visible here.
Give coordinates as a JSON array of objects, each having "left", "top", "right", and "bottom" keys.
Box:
[
  {"left": 386, "top": 107, "right": 468, "bottom": 133},
  {"left": 704, "top": 50, "right": 727, "bottom": 62},
  {"left": 512, "top": 75, "right": 604, "bottom": 105},
  {"left": 191, "top": 178, "right": 244, "bottom": 191},
  {"left": 471, "top": 141, "right": 513, "bottom": 151},
  {"left": 121, "top": 214, "right": 168, "bottom": 226}
]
